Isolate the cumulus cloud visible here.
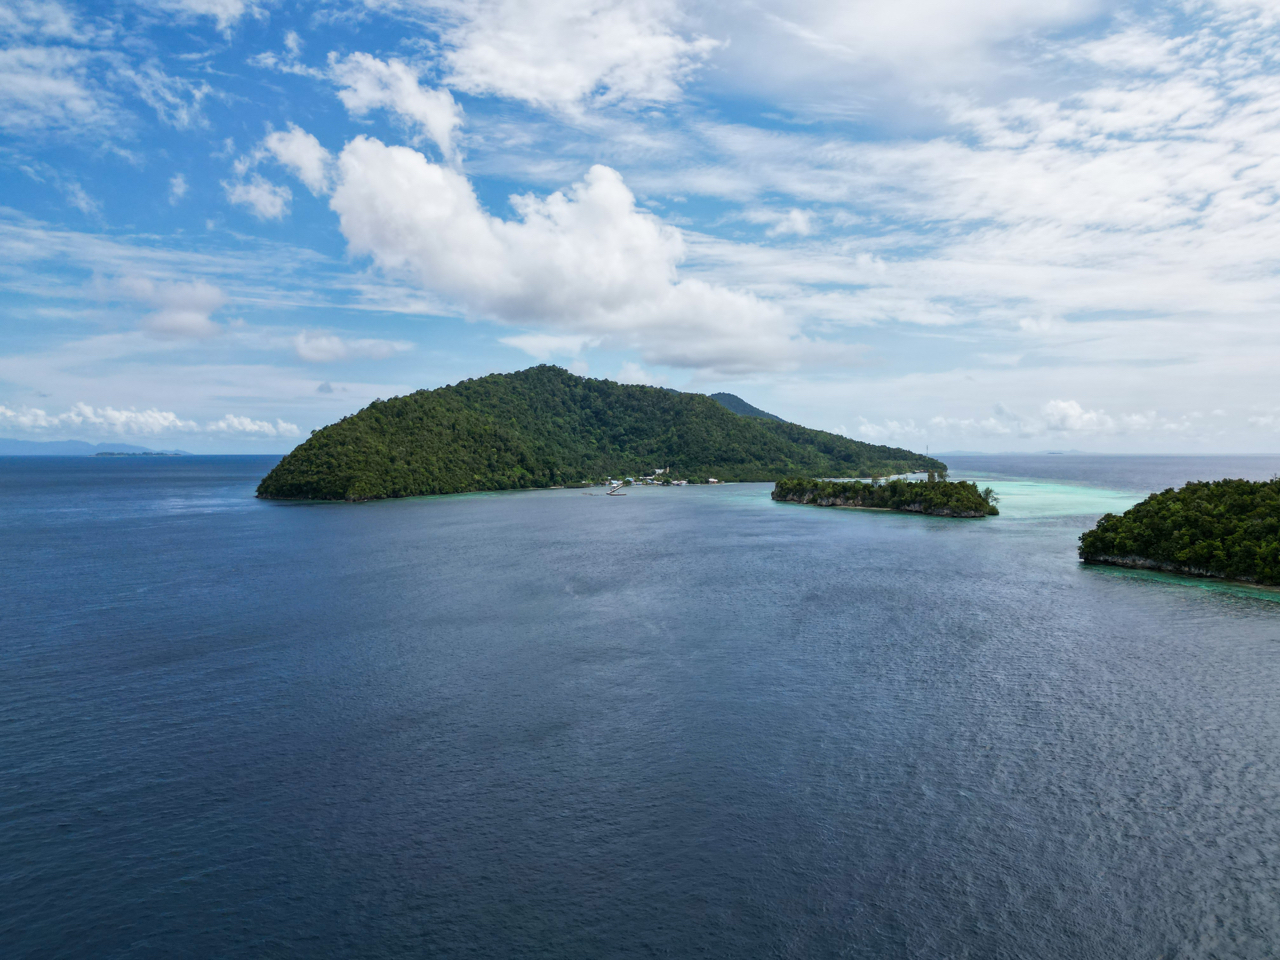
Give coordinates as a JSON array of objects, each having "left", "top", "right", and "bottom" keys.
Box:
[
  {"left": 907, "top": 400, "right": 1192, "bottom": 445},
  {"left": 223, "top": 173, "right": 290, "bottom": 219},
  {"left": 0, "top": 402, "right": 198, "bottom": 433},
  {"left": 0, "top": 400, "right": 301, "bottom": 440},
  {"left": 168, "top": 173, "right": 187, "bottom": 203},
  {"left": 328, "top": 137, "right": 824, "bottom": 372},
  {"left": 228, "top": 124, "right": 334, "bottom": 204},
  {"left": 1041, "top": 399, "right": 1114, "bottom": 433},
  {"left": 370, "top": 0, "right": 719, "bottom": 112},
  {"left": 261, "top": 124, "right": 333, "bottom": 194},
  {"left": 331, "top": 53, "right": 463, "bottom": 163},
  {"left": 207, "top": 414, "right": 300, "bottom": 436},
  {"left": 292, "top": 331, "right": 412, "bottom": 362},
  {"left": 118, "top": 276, "right": 226, "bottom": 338}
]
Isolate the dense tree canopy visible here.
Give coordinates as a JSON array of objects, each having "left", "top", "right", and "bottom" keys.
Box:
[
  {"left": 1079, "top": 478, "right": 1280, "bottom": 584},
  {"left": 772, "top": 477, "right": 999, "bottom": 517},
  {"left": 257, "top": 365, "right": 945, "bottom": 501},
  {"left": 709, "top": 392, "right": 784, "bottom": 422}
]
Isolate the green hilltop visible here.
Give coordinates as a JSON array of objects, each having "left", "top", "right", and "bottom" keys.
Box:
[
  {"left": 709, "top": 392, "right": 785, "bottom": 422},
  {"left": 1079, "top": 478, "right": 1280, "bottom": 584},
  {"left": 772, "top": 477, "right": 999, "bottom": 518},
  {"left": 257, "top": 365, "right": 945, "bottom": 501}
]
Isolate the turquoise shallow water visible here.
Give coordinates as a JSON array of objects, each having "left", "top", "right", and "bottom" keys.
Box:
[
  {"left": 959, "top": 476, "right": 1142, "bottom": 520},
  {"left": 4, "top": 453, "right": 1280, "bottom": 959}
]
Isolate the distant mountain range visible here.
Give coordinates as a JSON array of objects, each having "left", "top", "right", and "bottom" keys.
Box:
[{"left": 0, "top": 438, "right": 189, "bottom": 456}]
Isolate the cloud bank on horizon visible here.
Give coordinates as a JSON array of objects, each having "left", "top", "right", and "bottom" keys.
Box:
[{"left": 2, "top": 0, "right": 1280, "bottom": 452}]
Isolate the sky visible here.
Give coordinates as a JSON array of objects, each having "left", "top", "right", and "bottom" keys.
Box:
[{"left": 3, "top": 0, "right": 1280, "bottom": 453}]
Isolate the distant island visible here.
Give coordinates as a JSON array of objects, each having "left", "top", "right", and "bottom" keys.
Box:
[
  {"left": 257, "top": 365, "right": 945, "bottom": 501},
  {"left": 0, "top": 438, "right": 188, "bottom": 456},
  {"left": 1079, "top": 478, "right": 1280, "bottom": 585},
  {"left": 94, "top": 451, "right": 184, "bottom": 457},
  {"left": 772, "top": 476, "right": 999, "bottom": 517}
]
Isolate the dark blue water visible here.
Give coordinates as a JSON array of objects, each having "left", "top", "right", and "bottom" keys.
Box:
[{"left": 4, "top": 455, "right": 1280, "bottom": 959}]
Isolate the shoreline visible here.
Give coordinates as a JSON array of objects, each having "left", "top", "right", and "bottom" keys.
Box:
[
  {"left": 1081, "top": 554, "right": 1264, "bottom": 586},
  {"left": 772, "top": 492, "right": 991, "bottom": 519}
]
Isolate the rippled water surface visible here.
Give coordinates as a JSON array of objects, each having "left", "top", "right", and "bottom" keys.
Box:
[{"left": 3, "top": 454, "right": 1280, "bottom": 959}]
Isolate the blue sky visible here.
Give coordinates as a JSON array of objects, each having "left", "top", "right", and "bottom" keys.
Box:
[{"left": 4, "top": 0, "right": 1280, "bottom": 452}]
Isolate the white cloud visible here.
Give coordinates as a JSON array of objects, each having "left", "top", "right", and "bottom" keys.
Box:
[
  {"left": 207, "top": 414, "right": 300, "bottom": 436},
  {"left": 0, "top": 46, "right": 115, "bottom": 136},
  {"left": 61, "top": 179, "right": 98, "bottom": 215},
  {"left": 0, "top": 400, "right": 302, "bottom": 443},
  {"left": 168, "top": 173, "right": 187, "bottom": 204},
  {"left": 689, "top": 0, "right": 1106, "bottom": 111},
  {"left": 292, "top": 331, "right": 412, "bottom": 362},
  {"left": 375, "top": 0, "right": 719, "bottom": 112},
  {"left": 119, "top": 276, "right": 226, "bottom": 338},
  {"left": 624, "top": 1, "right": 1280, "bottom": 370},
  {"left": 119, "top": 59, "right": 211, "bottom": 129},
  {"left": 857, "top": 417, "right": 927, "bottom": 442},
  {"left": 743, "top": 207, "right": 814, "bottom": 237},
  {"left": 248, "top": 31, "right": 324, "bottom": 78},
  {"left": 260, "top": 124, "right": 334, "bottom": 194},
  {"left": 922, "top": 400, "right": 1189, "bottom": 442},
  {"left": 229, "top": 124, "right": 335, "bottom": 200},
  {"left": 500, "top": 332, "right": 594, "bottom": 359},
  {"left": 142, "top": 0, "right": 260, "bottom": 33},
  {"left": 0, "top": 1, "right": 103, "bottom": 42},
  {"left": 328, "top": 137, "right": 826, "bottom": 373},
  {"left": 615, "top": 361, "right": 666, "bottom": 386},
  {"left": 330, "top": 53, "right": 463, "bottom": 164},
  {"left": 1041, "top": 399, "right": 1115, "bottom": 433},
  {"left": 0, "top": 401, "right": 199, "bottom": 433},
  {"left": 733, "top": 0, "right": 1100, "bottom": 77},
  {"left": 223, "top": 174, "right": 291, "bottom": 219}
]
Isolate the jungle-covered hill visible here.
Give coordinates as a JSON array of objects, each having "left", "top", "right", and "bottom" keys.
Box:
[
  {"left": 1079, "top": 478, "right": 1280, "bottom": 584},
  {"left": 772, "top": 477, "right": 999, "bottom": 517},
  {"left": 709, "top": 392, "right": 784, "bottom": 422},
  {"left": 257, "top": 365, "right": 944, "bottom": 501}
]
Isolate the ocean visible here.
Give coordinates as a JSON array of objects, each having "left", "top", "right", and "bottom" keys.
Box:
[{"left": 3, "top": 454, "right": 1280, "bottom": 959}]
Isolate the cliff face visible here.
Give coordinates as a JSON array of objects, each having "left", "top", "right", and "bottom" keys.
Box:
[
  {"left": 896, "top": 501, "right": 992, "bottom": 519},
  {"left": 1079, "top": 554, "right": 1259, "bottom": 583}
]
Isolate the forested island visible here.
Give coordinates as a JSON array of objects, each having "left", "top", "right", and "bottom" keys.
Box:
[
  {"left": 257, "top": 366, "right": 944, "bottom": 501},
  {"left": 1079, "top": 478, "right": 1280, "bottom": 585},
  {"left": 772, "top": 476, "right": 999, "bottom": 517}
]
